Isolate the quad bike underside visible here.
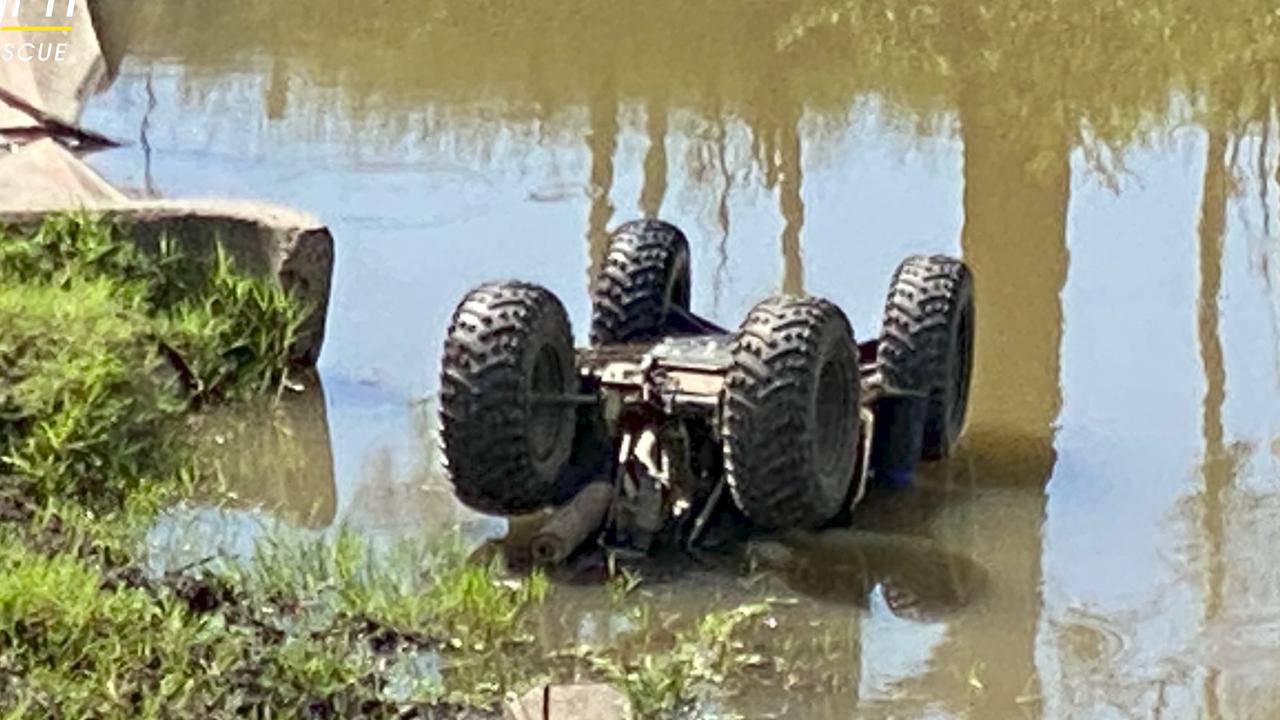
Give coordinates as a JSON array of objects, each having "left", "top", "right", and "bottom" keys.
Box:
[{"left": 439, "top": 219, "right": 975, "bottom": 565}]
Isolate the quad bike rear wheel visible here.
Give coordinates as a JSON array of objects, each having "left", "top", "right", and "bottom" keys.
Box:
[
  {"left": 439, "top": 281, "right": 578, "bottom": 515},
  {"left": 590, "top": 219, "right": 692, "bottom": 345},
  {"left": 723, "top": 295, "right": 861, "bottom": 530},
  {"left": 877, "top": 255, "right": 975, "bottom": 460}
]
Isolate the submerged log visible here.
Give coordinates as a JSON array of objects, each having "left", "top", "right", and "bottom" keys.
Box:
[{"left": 530, "top": 482, "right": 613, "bottom": 566}]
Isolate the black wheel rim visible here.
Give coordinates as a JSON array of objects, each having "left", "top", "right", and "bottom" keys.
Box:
[
  {"left": 529, "top": 343, "right": 567, "bottom": 462},
  {"left": 948, "top": 299, "right": 974, "bottom": 433},
  {"left": 815, "top": 353, "right": 853, "bottom": 480},
  {"left": 662, "top": 250, "right": 692, "bottom": 319}
]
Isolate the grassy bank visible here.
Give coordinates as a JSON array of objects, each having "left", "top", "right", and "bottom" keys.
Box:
[
  {"left": 0, "top": 214, "right": 509, "bottom": 717},
  {"left": 0, "top": 215, "right": 795, "bottom": 719}
]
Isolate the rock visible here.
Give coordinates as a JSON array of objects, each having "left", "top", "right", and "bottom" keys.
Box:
[
  {"left": 0, "top": 199, "right": 335, "bottom": 366},
  {"left": 504, "top": 684, "right": 633, "bottom": 720}
]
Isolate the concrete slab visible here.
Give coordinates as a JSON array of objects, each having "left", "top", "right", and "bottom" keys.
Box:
[{"left": 0, "top": 199, "right": 335, "bottom": 365}]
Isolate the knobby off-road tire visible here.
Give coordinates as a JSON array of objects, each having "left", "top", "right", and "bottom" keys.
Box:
[
  {"left": 877, "top": 255, "right": 975, "bottom": 460},
  {"left": 590, "top": 219, "right": 692, "bottom": 345},
  {"left": 439, "top": 281, "right": 578, "bottom": 515},
  {"left": 723, "top": 296, "right": 861, "bottom": 530}
]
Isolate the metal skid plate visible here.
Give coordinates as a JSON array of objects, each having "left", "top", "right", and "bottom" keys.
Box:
[
  {"left": 644, "top": 335, "right": 736, "bottom": 371},
  {"left": 578, "top": 335, "right": 735, "bottom": 416}
]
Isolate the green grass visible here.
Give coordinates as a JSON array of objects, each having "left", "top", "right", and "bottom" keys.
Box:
[
  {"left": 0, "top": 517, "right": 522, "bottom": 712},
  {"left": 0, "top": 213, "right": 310, "bottom": 506},
  {"left": 0, "top": 539, "right": 239, "bottom": 718},
  {"left": 0, "top": 212, "right": 180, "bottom": 295},
  {"left": 159, "top": 244, "right": 311, "bottom": 405},
  {"left": 238, "top": 530, "right": 549, "bottom": 649},
  {"left": 228, "top": 531, "right": 555, "bottom": 708},
  {"left": 0, "top": 277, "right": 183, "bottom": 503}
]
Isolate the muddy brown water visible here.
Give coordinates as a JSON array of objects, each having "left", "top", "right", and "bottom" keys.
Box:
[{"left": 78, "top": 1, "right": 1280, "bottom": 717}]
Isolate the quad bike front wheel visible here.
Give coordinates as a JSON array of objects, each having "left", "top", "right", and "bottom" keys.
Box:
[
  {"left": 439, "top": 281, "right": 579, "bottom": 515},
  {"left": 877, "top": 255, "right": 975, "bottom": 460},
  {"left": 590, "top": 219, "right": 692, "bottom": 345},
  {"left": 723, "top": 295, "right": 861, "bottom": 530}
]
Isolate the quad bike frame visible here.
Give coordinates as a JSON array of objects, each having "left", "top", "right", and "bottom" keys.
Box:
[
  {"left": 574, "top": 332, "right": 916, "bottom": 552},
  {"left": 439, "top": 220, "right": 975, "bottom": 565}
]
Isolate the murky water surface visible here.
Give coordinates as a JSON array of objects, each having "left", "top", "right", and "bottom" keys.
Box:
[{"left": 80, "top": 1, "right": 1280, "bottom": 716}]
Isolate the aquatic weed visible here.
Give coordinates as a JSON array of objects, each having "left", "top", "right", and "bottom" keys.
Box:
[
  {"left": 606, "top": 564, "right": 644, "bottom": 605},
  {"left": 590, "top": 602, "right": 769, "bottom": 719},
  {"left": 159, "top": 244, "right": 312, "bottom": 404},
  {"left": 239, "top": 530, "right": 548, "bottom": 646},
  {"left": 225, "top": 529, "right": 553, "bottom": 705}
]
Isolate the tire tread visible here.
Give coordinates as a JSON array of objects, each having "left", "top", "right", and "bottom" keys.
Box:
[{"left": 439, "top": 281, "right": 576, "bottom": 515}]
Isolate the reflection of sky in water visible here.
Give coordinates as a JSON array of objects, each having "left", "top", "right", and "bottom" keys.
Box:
[
  {"left": 80, "top": 46, "right": 1280, "bottom": 719},
  {"left": 1223, "top": 132, "right": 1280, "bottom": 479},
  {"left": 859, "top": 589, "right": 949, "bottom": 704},
  {"left": 1041, "top": 135, "right": 1203, "bottom": 720},
  {"left": 145, "top": 505, "right": 287, "bottom": 573}
]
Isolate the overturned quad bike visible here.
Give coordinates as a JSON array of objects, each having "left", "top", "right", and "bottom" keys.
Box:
[{"left": 439, "top": 220, "right": 974, "bottom": 566}]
